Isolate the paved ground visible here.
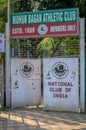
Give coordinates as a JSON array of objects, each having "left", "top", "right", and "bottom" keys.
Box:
[{"left": 0, "top": 105, "right": 86, "bottom": 130}]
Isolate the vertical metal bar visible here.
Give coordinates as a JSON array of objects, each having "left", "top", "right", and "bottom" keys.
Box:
[
  {"left": 80, "top": 18, "right": 85, "bottom": 112},
  {"left": 6, "top": 0, "right": 10, "bottom": 107}
]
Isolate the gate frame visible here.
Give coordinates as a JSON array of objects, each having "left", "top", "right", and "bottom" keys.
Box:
[{"left": 6, "top": 17, "right": 85, "bottom": 112}]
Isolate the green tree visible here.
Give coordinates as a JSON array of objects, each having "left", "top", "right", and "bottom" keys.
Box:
[
  {"left": 11, "top": 0, "right": 40, "bottom": 12},
  {"left": 37, "top": 37, "right": 54, "bottom": 57},
  {"left": 37, "top": 37, "right": 79, "bottom": 57},
  {"left": 10, "top": 0, "right": 86, "bottom": 17},
  {"left": 78, "top": 0, "right": 86, "bottom": 17},
  {"left": 38, "top": 0, "right": 76, "bottom": 10},
  {"left": 0, "top": 0, "right": 7, "bottom": 33}
]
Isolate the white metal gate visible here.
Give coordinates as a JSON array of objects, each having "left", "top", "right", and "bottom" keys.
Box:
[
  {"left": 43, "top": 58, "right": 79, "bottom": 112},
  {"left": 11, "top": 58, "right": 41, "bottom": 108}
]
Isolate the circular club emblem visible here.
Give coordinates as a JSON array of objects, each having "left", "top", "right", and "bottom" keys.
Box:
[
  {"left": 19, "top": 62, "right": 34, "bottom": 78},
  {"left": 38, "top": 24, "right": 48, "bottom": 35},
  {"left": 51, "top": 62, "right": 69, "bottom": 79}
]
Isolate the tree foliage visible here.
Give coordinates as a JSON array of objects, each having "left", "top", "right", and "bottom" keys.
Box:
[
  {"left": 37, "top": 37, "right": 54, "bottom": 57},
  {"left": 0, "top": 0, "right": 7, "bottom": 33},
  {"left": 0, "top": 0, "right": 85, "bottom": 58},
  {"left": 37, "top": 37, "right": 80, "bottom": 57}
]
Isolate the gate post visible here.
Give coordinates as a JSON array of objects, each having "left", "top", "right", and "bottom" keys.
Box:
[
  {"left": 6, "top": 23, "right": 10, "bottom": 107},
  {"left": 5, "top": 0, "right": 11, "bottom": 108},
  {"left": 80, "top": 18, "right": 85, "bottom": 112}
]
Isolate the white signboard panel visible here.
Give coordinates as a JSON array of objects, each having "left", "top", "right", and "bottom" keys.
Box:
[
  {"left": 11, "top": 59, "right": 41, "bottom": 108},
  {"left": 43, "top": 58, "right": 79, "bottom": 112},
  {"left": 0, "top": 34, "right": 4, "bottom": 52}
]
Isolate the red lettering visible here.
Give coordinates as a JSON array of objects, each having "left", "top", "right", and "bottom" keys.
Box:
[
  {"left": 49, "top": 87, "right": 62, "bottom": 92},
  {"left": 65, "top": 88, "right": 71, "bottom": 92},
  {"left": 53, "top": 93, "right": 68, "bottom": 98}
]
